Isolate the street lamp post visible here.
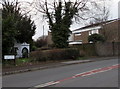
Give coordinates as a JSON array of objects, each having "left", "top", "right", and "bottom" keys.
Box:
[{"left": 43, "top": 25, "right": 44, "bottom": 40}]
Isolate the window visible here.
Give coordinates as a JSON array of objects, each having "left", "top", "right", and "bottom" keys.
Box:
[
  {"left": 93, "top": 29, "right": 99, "bottom": 34},
  {"left": 89, "top": 41, "right": 93, "bottom": 43},
  {"left": 89, "top": 29, "right": 99, "bottom": 35},
  {"left": 89, "top": 31, "right": 92, "bottom": 35},
  {"left": 75, "top": 33, "right": 81, "bottom": 36}
]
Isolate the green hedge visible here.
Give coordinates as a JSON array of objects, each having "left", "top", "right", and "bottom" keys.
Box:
[
  {"left": 30, "top": 48, "right": 80, "bottom": 61},
  {"left": 72, "top": 43, "right": 97, "bottom": 56}
]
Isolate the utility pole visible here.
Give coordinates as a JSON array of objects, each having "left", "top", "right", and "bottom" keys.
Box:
[
  {"left": 102, "top": 0, "right": 106, "bottom": 22},
  {"left": 43, "top": 25, "right": 44, "bottom": 40}
]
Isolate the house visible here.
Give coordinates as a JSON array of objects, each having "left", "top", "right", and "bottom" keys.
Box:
[
  {"left": 69, "top": 19, "right": 120, "bottom": 45},
  {"left": 47, "top": 19, "right": 120, "bottom": 45}
]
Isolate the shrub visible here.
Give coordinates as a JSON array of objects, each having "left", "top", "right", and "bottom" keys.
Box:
[
  {"left": 30, "top": 48, "right": 80, "bottom": 61},
  {"left": 88, "top": 33, "right": 105, "bottom": 43},
  {"left": 34, "top": 36, "right": 48, "bottom": 48},
  {"left": 31, "top": 45, "right": 37, "bottom": 51}
]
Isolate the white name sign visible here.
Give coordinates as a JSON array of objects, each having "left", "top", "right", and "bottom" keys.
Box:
[{"left": 4, "top": 55, "right": 15, "bottom": 60}]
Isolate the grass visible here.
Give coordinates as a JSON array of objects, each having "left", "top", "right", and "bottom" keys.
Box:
[
  {"left": 3, "top": 58, "right": 32, "bottom": 67},
  {"left": 16, "top": 58, "right": 30, "bottom": 64},
  {"left": 3, "top": 56, "right": 90, "bottom": 68},
  {"left": 76, "top": 56, "right": 88, "bottom": 60}
]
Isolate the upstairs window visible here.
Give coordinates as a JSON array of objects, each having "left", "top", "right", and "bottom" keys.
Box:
[
  {"left": 75, "top": 33, "right": 81, "bottom": 36},
  {"left": 89, "top": 29, "right": 99, "bottom": 35}
]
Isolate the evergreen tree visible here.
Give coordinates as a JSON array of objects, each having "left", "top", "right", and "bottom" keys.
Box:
[
  {"left": 2, "top": 0, "right": 20, "bottom": 54},
  {"left": 15, "top": 16, "right": 36, "bottom": 43},
  {"left": 46, "top": 1, "right": 79, "bottom": 48},
  {"left": 2, "top": 0, "right": 36, "bottom": 55}
]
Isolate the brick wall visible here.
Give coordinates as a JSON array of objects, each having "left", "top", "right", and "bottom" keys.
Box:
[
  {"left": 74, "top": 31, "right": 89, "bottom": 43},
  {"left": 95, "top": 42, "right": 119, "bottom": 56},
  {"left": 100, "top": 20, "right": 119, "bottom": 42},
  {"left": 72, "top": 42, "right": 119, "bottom": 57}
]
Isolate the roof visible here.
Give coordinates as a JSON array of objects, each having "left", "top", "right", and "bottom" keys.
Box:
[{"left": 73, "top": 19, "right": 120, "bottom": 32}]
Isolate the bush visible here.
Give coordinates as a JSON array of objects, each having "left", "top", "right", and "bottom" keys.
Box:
[
  {"left": 30, "top": 48, "right": 80, "bottom": 61},
  {"left": 36, "top": 47, "right": 52, "bottom": 51},
  {"left": 31, "top": 45, "right": 37, "bottom": 51},
  {"left": 88, "top": 33, "right": 105, "bottom": 43},
  {"left": 34, "top": 36, "right": 48, "bottom": 48},
  {"left": 72, "top": 43, "right": 97, "bottom": 56}
]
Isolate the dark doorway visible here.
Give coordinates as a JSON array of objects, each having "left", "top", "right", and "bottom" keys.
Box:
[{"left": 22, "top": 47, "right": 28, "bottom": 58}]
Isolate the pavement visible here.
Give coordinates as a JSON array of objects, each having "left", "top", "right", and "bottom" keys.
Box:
[{"left": 2, "top": 56, "right": 118, "bottom": 76}]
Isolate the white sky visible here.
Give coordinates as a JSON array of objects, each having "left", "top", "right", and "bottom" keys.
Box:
[{"left": 17, "top": 0, "right": 120, "bottom": 40}]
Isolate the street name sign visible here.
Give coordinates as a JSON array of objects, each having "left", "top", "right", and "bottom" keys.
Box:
[{"left": 4, "top": 55, "right": 15, "bottom": 60}]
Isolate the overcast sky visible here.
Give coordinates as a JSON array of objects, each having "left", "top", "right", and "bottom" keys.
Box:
[{"left": 18, "top": 0, "right": 120, "bottom": 40}]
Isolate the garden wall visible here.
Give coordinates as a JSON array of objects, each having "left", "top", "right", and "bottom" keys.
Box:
[
  {"left": 95, "top": 42, "right": 119, "bottom": 56},
  {"left": 72, "top": 42, "right": 119, "bottom": 57}
]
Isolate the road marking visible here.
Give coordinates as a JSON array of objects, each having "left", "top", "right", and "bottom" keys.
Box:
[
  {"left": 74, "top": 64, "right": 119, "bottom": 77},
  {"left": 33, "top": 64, "right": 120, "bottom": 88},
  {"left": 34, "top": 81, "right": 60, "bottom": 88}
]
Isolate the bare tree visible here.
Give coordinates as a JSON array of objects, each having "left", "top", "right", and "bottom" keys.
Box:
[
  {"left": 18, "top": 0, "right": 112, "bottom": 48},
  {"left": 87, "top": 0, "right": 111, "bottom": 24},
  {"left": 32, "top": 0, "right": 90, "bottom": 21}
]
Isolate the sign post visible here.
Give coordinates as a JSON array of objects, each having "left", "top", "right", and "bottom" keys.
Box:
[{"left": 4, "top": 55, "right": 16, "bottom": 65}]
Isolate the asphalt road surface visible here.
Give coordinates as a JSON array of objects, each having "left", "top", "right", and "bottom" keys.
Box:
[{"left": 3, "top": 58, "right": 118, "bottom": 88}]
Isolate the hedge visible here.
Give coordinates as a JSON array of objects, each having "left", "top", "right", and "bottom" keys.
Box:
[
  {"left": 72, "top": 43, "right": 97, "bottom": 56},
  {"left": 30, "top": 48, "right": 80, "bottom": 61}
]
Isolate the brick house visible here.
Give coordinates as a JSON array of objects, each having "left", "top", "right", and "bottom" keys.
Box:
[
  {"left": 47, "top": 19, "right": 120, "bottom": 45},
  {"left": 69, "top": 19, "right": 120, "bottom": 44}
]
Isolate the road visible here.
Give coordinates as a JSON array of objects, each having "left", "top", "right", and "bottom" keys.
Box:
[{"left": 3, "top": 58, "right": 118, "bottom": 88}]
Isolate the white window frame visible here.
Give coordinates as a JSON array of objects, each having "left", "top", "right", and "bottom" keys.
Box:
[
  {"left": 75, "top": 33, "right": 81, "bottom": 36},
  {"left": 89, "top": 29, "right": 99, "bottom": 35}
]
